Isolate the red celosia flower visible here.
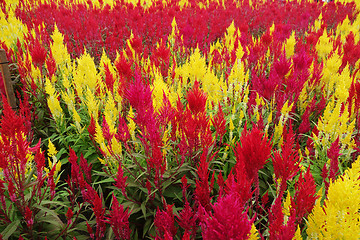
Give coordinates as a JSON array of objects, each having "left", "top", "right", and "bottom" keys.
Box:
[
  {"left": 146, "top": 180, "right": 152, "bottom": 200},
  {"left": 186, "top": 81, "right": 207, "bottom": 115},
  {"left": 107, "top": 195, "right": 131, "bottom": 240},
  {"left": 47, "top": 164, "right": 57, "bottom": 199},
  {"left": 86, "top": 221, "right": 94, "bottom": 239},
  {"left": 92, "top": 193, "right": 106, "bottom": 239},
  {"left": 273, "top": 52, "right": 292, "bottom": 78},
  {"left": 104, "top": 64, "right": 116, "bottom": 93},
  {"left": 155, "top": 204, "right": 177, "bottom": 238},
  {"left": 181, "top": 175, "right": 188, "bottom": 202},
  {"left": 224, "top": 170, "right": 253, "bottom": 207},
  {"left": 268, "top": 195, "right": 297, "bottom": 240},
  {"left": 46, "top": 54, "right": 57, "bottom": 79},
  {"left": 182, "top": 232, "right": 190, "bottom": 240},
  {"left": 201, "top": 193, "right": 254, "bottom": 240},
  {"left": 195, "top": 150, "right": 212, "bottom": 211},
  {"left": 234, "top": 125, "right": 272, "bottom": 184},
  {"left": 291, "top": 168, "right": 318, "bottom": 224},
  {"left": 271, "top": 128, "right": 300, "bottom": 193},
  {"left": 24, "top": 206, "right": 34, "bottom": 228},
  {"left": 68, "top": 148, "right": 81, "bottom": 185},
  {"left": 211, "top": 104, "right": 226, "bottom": 143},
  {"left": 66, "top": 208, "right": 74, "bottom": 225},
  {"left": 0, "top": 96, "right": 27, "bottom": 139},
  {"left": 176, "top": 201, "right": 197, "bottom": 238},
  {"left": 88, "top": 116, "right": 97, "bottom": 140},
  {"left": 114, "top": 162, "right": 128, "bottom": 197},
  {"left": 327, "top": 137, "right": 341, "bottom": 180},
  {"left": 150, "top": 41, "right": 171, "bottom": 78},
  {"left": 30, "top": 38, "right": 47, "bottom": 69},
  {"left": 114, "top": 53, "right": 133, "bottom": 83},
  {"left": 34, "top": 146, "right": 45, "bottom": 182},
  {"left": 80, "top": 153, "right": 92, "bottom": 184},
  {"left": 8, "top": 181, "right": 16, "bottom": 202},
  {"left": 115, "top": 115, "right": 131, "bottom": 143},
  {"left": 102, "top": 117, "right": 113, "bottom": 142}
]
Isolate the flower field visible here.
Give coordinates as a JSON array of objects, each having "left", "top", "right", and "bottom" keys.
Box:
[{"left": 1, "top": 0, "right": 360, "bottom": 238}]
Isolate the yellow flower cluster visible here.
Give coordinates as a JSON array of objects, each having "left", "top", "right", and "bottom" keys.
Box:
[{"left": 307, "top": 156, "right": 360, "bottom": 239}]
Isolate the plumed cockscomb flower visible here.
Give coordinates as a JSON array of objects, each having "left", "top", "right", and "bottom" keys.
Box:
[
  {"left": 291, "top": 168, "right": 318, "bottom": 224},
  {"left": 186, "top": 81, "right": 207, "bottom": 115},
  {"left": 201, "top": 193, "right": 254, "bottom": 240},
  {"left": 155, "top": 204, "right": 177, "bottom": 238},
  {"left": 107, "top": 195, "right": 131, "bottom": 240},
  {"left": 234, "top": 125, "right": 272, "bottom": 183}
]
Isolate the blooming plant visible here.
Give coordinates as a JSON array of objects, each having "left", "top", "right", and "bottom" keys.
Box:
[{"left": 1, "top": 0, "right": 360, "bottom": 239}]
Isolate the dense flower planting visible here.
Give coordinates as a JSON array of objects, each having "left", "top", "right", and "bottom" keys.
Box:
[{"left": 1, "top": 0, "right": 360, "bottom": 238}]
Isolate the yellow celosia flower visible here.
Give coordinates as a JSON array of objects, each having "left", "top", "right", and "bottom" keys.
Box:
[
  {"left": 104, "top": 95, "right": 118, "bottom": 134},
  {"left": 152, "top": 68, "right": 170, "bottom": 111},
  {"left": 162, "top": 126, "right": 171, "bottom": 156},
  {"left": 317, "top": 96, "right": 355, "bottom": 154},
  {"left": 227, "top": 58, "right": 249, "bottom": 105},
  {"left": 283, "top": 191, "right": 292, "bottom": 217},
  {"left": 284, "top": 31, "right": 296, "bottom": 58},
  {"left": 292, "top": 226, "right": 302, "bottom": 240},
  {"left": 167, "top": 18, "right": 179, "bottom": 49},
  {"left": 50, "top": 24, "right": 71, "bottom": 71},
  {"left": 85, "top": 87, "right": 99, "bottom": 121},
  {"left": 73, "top": 50, "right": 99, "bottom": 101},
  {"left": 248, "top": 223, "right": 259, "bottom": 240},
  {"left": 0, "top": 9, "right": 28, "bottom": 48},
  {"left": 316, "top": 29, "right": 333, "bottom": 61},
  {"left": 281, "top": 100, "right": 293, "bottom": 117},
  {"left": 48, "top": 140, "right": 58, "bottom": 157},
  {"left": 72, "top": 108, "right": 82, "bottom": 131},
  {"left": 45, "top": 78, "right": 63, "bottom": 121},
  {"left": 311, "top": 13, "right": 323, "bottom": 31},
  {"left": 307, "top": 156, "right": 360, "bottom": 239},
  {"left": 127, "top": 107, "right": 137, "bottom": 141},
  {"left": 224, "top": 21, "right": 237, "bottom": 53},
  {"left": 110, "top": 138, "right": 122, "bottom": 156}
]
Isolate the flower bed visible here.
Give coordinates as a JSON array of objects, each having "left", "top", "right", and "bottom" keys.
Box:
[{"left": 1, "top": 0, "right": 360, "bottom": 239}]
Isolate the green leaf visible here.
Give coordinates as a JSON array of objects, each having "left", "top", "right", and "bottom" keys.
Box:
[
  {"left": 1, "top": 220, "right": 20, "bottom": 239},
  {"left": 35, "top": 204, "right": 63, "bottom": 225},
  {"left": 140, "top": 202, "right": 147, "bottom": 219},
  {"left": 143, "top": 218, "right": 154, "bottom": 238}
]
